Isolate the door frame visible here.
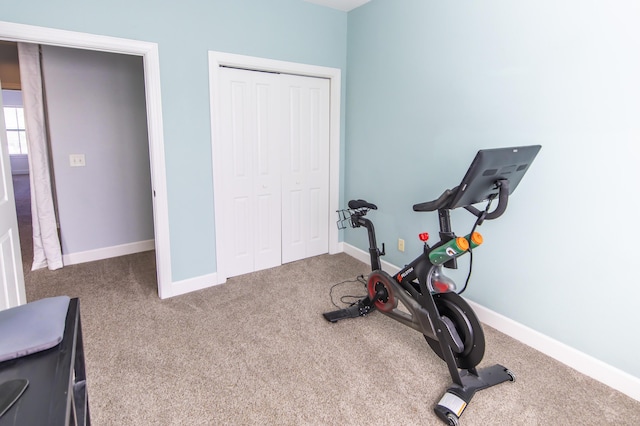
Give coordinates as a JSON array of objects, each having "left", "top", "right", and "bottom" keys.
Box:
[
  {"left": 208, "top": 51, "right": 341, "bottom": 284},
  {"left": 0, "top": 21, "right": 172, "bottom": 298},
  {"left": 0, "top": 78, "right": 27, "bottom": 309}
]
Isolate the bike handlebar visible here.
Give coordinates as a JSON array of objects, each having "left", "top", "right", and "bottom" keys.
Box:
[
  {"left": 346, "top": 178, "right": 511, "bottom": 228},
  {"left": 464, "top": 179, "right": 510, "bottom": 222},
  {"left": 412, "top": 179, "right": 510, "bottom": 222},
  {"left": 412, "top": 187, "right": 457, "bottom": 212}
]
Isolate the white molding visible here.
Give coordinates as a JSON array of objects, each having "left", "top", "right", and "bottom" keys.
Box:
[
  {"left": 340, "top": 243, "right": 640, "bottom": 402},
  {"left": 342, "top": 242, "right": 399, "bottom": 273},
  {"left": 163, "top": 273, "right": 220, "bottom": 299},
  {"left": 328, "top": 71, "right": 341, "bottom": 256},
  {"left": 0, "top": 21, "right": 153, "bottom": 55},
  {"left": 208, "top": 51, "right": 341, "bottom": 284},
  {"left": 0, "top": 20, "right": 172, "bottom": 298},
  {"left": 62, "top": 240, "right": 155, "bottom": 266},
  {"left": 140, "top": 43, "right": 172, "bottom": 299},
  {"left": 466, "top": 299, "right": 640, "bottom": 402}
]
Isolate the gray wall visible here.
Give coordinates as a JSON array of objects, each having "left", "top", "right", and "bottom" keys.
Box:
[
  {"left": 1, "top": 89, "right": 22, "bottom": 106},
  {"left": 41, "top": 45, "right": 153, "bottom": 255}
]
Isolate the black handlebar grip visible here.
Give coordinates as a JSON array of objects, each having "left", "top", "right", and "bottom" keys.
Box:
[
  {"left": 463, "top": 179, "right": 510, "bottom": 222},
  {"left": 484, "top": 180, "right": 510, "bottom": 220},
  {"left": 413, "top": 189, "right": 454, "bottom": 212}
]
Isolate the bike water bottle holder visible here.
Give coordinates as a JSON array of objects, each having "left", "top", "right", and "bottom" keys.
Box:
[
  {"left": 336, "top": 208, "right": 355, "bottom": 230},
  {"left": 336, "top": 207, "right": 371, "bottom": 230}
]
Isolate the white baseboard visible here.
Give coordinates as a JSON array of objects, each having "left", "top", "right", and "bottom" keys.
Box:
[
  {"left": 162, "top": 273, "right": 221, "bottom": 299},
  {"left": 342, "top": 241, "right": 398, "bottom": 272},
  {"left": 466, "top": 299, "right": 640, "bottom": 402},
  {"left": 62, "top": 239, "right": 155, "bottom": 266},
  {"left": 340, "top": 243, "right": 640, "bottom": 402}
]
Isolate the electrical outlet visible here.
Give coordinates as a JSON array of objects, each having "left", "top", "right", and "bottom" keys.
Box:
[
  {"left": 69, "top": 154, "right": 86, "bottom": 167},
  {"left": 398, "top": 238, "right": 405, "bottom": 252}
]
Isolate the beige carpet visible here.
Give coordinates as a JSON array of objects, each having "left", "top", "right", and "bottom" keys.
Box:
[{"left": 14, "top": 175, "right": 640, "bottom": 425}]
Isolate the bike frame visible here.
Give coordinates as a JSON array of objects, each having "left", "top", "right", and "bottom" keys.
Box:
[
  {"left": 326, "top": 145, "right": 542, "bottom": 424},
  {"left": 351, "top": 209, "right": 472, "bottom": 383}
]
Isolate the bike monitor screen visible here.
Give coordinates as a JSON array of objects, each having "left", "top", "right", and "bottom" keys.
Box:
[{"left": 447, "top": 145, "right": 541, "bottom": 209}]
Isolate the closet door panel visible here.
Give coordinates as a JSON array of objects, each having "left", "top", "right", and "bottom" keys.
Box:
[
  {"left": 219, "top": 68, "right": 281, "bottom": 277},
  {"left": 281, "top": 75, "right": 330, "bottom": 263}
]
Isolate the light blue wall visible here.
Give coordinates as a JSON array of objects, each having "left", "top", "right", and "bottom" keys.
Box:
[
  {"left": 5, "top": 0, "right": 639, "bottom": 381},
  {"left": 345, "top": 1, "right": 640, "bottom": 379},
  {"left": 0, "top": 0, "right": 348, "bottom": 280}
]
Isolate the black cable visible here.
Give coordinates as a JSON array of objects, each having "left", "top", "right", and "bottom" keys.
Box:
[
  {"left": 339, "top": 294, "right": 365, "bottom": 306},
  {"left": 458, "top": 197, "right": 494, "bottom": 295},
  {"left": 458, "top": 250, "right": 473, "bottom": 295},
  {"left": 329, "top": 275, "right": 367, "bottom": 309}
]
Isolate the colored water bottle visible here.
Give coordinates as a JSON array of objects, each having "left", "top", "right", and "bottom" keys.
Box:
[
  {"left": 465, "top": 232, "right": 483, "bottom": 249},
  {"left": 428, "top": 237, "right": 469, "bottom": 265}
]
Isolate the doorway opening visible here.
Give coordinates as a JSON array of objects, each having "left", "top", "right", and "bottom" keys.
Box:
[{"left": 0, "top": 21, "right": 172, "bottom": 298}]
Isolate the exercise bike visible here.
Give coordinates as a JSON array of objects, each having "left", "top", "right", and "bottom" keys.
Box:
[{"left": 323, "top": 145, "right": 541, "bottom": 425}]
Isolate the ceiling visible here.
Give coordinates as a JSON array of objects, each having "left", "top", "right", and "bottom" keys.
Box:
[{"left": 304, "top": 0, "right": 370, "bottom": 12}]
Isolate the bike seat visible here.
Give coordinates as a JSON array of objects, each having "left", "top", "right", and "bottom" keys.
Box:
[
  {"left": 413, "top": 187, "right": 458, "bottom": 212},
  {"left": 348, "top": 199, "right": 377, "bottom": 210}
]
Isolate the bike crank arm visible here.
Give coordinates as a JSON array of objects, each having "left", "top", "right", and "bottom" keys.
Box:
[{"left": 367, "top": 271, "right": 440, "bottom": 338}]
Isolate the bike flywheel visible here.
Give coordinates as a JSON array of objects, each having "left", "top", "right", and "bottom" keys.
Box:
[{"left": 424, "top": 292, "right": 485, "bottom": 370}]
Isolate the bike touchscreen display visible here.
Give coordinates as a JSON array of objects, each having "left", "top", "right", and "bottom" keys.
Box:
[{"left": 448, "top": 145, "right": 541, "bottom": 209}]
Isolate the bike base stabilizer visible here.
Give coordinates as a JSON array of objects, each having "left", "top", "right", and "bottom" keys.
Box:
[
  {"left": 322, "top": 298, "right": 375, "bottom": 323},
  {"left": 434, "top": 364, "right": 515, "bottom": 425}
]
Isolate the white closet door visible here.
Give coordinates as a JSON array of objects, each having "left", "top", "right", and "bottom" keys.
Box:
[
  {"left": 0, "top": 80, "right": 26, "bottom": 310},
  {"left": 219, "top": 67, "right": 282, "bottom": 278},
  {"left": 281, "top": 74, "right": 330, "bottom": 264}
]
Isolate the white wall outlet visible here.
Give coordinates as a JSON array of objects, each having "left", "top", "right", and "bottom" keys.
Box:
[
  {"left": 398, "top": 238, "right": 405, "bottom": 252},
  {"left": 69, "top": 154, "right": 86, "bottom": 167}
]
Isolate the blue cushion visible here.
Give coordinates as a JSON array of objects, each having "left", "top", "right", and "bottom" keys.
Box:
[{"left": 0, "top": 296, "right": 70, "bottom": 362}]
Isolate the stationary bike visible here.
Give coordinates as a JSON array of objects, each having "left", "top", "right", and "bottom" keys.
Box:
[{"left": 323, "top": 145, "right": 541, "bottom": 425}]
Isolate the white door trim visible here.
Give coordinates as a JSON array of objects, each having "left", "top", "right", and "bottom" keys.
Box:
[
  {"left": 0, "top": 20, "right": 172, "bottom": 298},
  {"left": 0, "top": 78, "right": 27, "bottom": 310},
  {"left": 209, "top": 51, "right": 341, "bottom": 284}
]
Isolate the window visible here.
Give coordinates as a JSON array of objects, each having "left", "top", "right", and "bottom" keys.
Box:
[{"left": 4, "top": 106, "right": 28, "bottom": 155}]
